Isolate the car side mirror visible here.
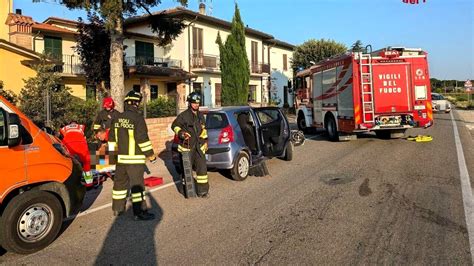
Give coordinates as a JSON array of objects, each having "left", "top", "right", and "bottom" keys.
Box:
[{"left": 7, "top": 112, "right": 21, "bottom": 148}]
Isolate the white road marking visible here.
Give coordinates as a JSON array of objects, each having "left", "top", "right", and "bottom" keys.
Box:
[
  {"left": 66, "top": 180, "right": 181, "bottom": 220},
  {"left": 451, "top": 111, "right": 474, "bottom": 263}
]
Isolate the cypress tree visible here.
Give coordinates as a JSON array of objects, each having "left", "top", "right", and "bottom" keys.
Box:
[{"left": 216, "top": 4, "right": 250, "bottom": 106}]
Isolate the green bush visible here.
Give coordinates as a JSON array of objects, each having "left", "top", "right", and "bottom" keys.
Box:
[
  {"left": 144, "top": 97, "right": 176, "bottom": 118},
  {"left": 66, "top": 98, "right": 100, "bottom": 139}
]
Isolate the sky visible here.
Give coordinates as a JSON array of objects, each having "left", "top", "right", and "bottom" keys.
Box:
[{"left": 12, "top": 0, "right": 474, "bottom": 81}]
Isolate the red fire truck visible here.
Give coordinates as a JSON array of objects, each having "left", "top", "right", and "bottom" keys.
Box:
[{"left": 294, "top": 46, "right": 433, "bottom": 140}]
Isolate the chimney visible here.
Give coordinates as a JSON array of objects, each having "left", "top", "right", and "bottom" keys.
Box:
[
  {"left": 199, "top": 2, "right": 205, "bottom": 15},
  {"left": 15, "top": 9, "right": 21, "bottom": 15}
]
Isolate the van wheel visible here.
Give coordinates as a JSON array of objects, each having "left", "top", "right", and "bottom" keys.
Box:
[
  {"left": 231, "top": 152, "right": 250, "bottom": 181},
  {"left": 326, "top": 116, "right": 339, "bottom": 141},
  {"left": 279, "top": 141, "right": 293, "bottom": 161},
  {"left": 0, "top": 190, "right": 63, "bottom": 254}
]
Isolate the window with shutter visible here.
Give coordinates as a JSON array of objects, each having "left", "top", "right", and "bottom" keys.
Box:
[
  {"left": 135, "top": 41, "right": 154, "bottom": 65},
  {"left": 44, "top": 36, "right": 62, "bottom": 60}
]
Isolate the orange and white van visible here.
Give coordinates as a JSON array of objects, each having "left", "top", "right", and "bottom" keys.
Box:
[{"left": 0, "top": 95, "right": 85, "bottom": 254}]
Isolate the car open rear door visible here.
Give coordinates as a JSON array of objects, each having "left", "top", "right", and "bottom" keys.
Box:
[{"left": 253, "top": 107, "right": 290, "bottom": 158}]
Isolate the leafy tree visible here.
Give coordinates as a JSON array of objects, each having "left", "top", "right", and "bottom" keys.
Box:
[
  {"left": 216, "top": 4, "right": 250, "bottom": 106},
  {"left": 19, "top": 57, "right": 74, "bottom": 129},
  {"left": 291, "top": 39, "right": 347, "bottom": 70},
  {"left": 351, "top": 40, "right": 364, "bottom": 52},
  {"left": 0, "top": 81, "right": 18, "bottom": 105},
  {"left": 44, "top": 0, "right": 188, "bottom": 111},
  {"left": 76, "top": 11, "right": 110, "bottom": 95}
]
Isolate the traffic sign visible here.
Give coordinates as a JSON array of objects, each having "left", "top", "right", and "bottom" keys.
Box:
[{"left": 465, "top": 80, "right": 472, "bottom": 89}]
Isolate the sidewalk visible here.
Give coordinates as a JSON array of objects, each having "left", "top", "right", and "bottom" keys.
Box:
[{"left": 456, "top": 109, "right": 474, "bottom": 130}]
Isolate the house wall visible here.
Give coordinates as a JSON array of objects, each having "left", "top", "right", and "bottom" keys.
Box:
[{"left": 0, "top": 47, "right": 36, "bottom": 95}]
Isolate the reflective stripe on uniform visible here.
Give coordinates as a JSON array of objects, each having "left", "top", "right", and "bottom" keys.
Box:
[
  {"left": 138, "top": 141, "right": 153, "bottom": 152},
  {"left": 131, "top": 192, "right": 144, "bottom": 203},
  {"left": 173, "top": 126, "right": 182, "bottom": 135},
  {"left": 93, "top": 124, "right": 101, "bottom": 130},
  {"left": 178, "top": 145, "right": 191, "bottom": 153},
  {"left": 118, "top": 155, "right": 146, "bottom": 164},
  {"left": 199, "top": 128, "right": 208, "bottom": 139},
  {"left": 196, "top": 175, "right": 208, "bottom": 184},
  {"left": 128, "top": 129, "right": 135, "bottom": 155},
  {"left": 112, "top": 190, "right": 128, "bottom": 200},
  {"left": 108, "top": 142, "right": 117, "bottom": 151},
  {"left": 200, "top": 143, "right": 207, "bottom": 154}
]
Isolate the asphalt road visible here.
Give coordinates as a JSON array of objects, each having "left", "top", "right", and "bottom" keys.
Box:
[{"left": 1, "top": 111, "right": 474, "bottom": 265}]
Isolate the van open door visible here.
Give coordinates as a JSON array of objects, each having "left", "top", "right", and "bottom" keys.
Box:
[{"left": 254, "top": 107, "right": 290, "bottom": 158}]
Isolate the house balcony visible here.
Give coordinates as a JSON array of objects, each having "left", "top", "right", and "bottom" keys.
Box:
[
  {"left": 125, "top": 56, "right": 182, "bottom": 68},
  {"left": 52, "top": 54, "right": 85, "bottom": 75},
  {"left": 251, "top": 62, "right": 270, "bottom": 74},
  {"left": 191, "top": 54, "right": 220, "bottom": 71}
]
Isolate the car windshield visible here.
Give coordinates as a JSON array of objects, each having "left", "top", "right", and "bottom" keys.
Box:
[
  {"left": 432, "top": 94, "right": 445, "bottom": 100},
  {"left": 205, "top": 112, "right": 229, "bottom": 129}
]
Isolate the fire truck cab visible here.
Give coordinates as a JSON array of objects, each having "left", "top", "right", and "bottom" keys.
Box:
[{"left": 295, "top": 46, "right": 433, "bottom": 140}]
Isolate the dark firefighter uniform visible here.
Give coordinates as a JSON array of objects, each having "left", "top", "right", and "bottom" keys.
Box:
[
  {"left": 171, "top": 92, "right": 209, "bottom": 197},
  {"left": 108, "top": 90, "right": 156, "bottom": 220},
  {"left": 93, "top": 97, "right": 120, "bottom": 131}
]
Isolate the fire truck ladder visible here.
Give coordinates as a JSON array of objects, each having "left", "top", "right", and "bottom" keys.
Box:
[{"left": 359, "top": 53, "right": 375, "bottom": 123}]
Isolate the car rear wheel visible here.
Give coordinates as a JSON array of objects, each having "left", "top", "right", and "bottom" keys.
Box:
[
  {"left": 279, "top": 141, "right": 293, "bottom": 161},
  {"left": 231, "top": 152, "right": 250, "bottom": 181},
  {"left": 0, "top": 190, "right": 63, "bottom": 254}
]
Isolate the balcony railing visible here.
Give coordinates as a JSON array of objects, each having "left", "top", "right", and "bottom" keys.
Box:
[
  {"left": 125, "top": 56, "right": 182, "bottom": 68},
  {"left": 51, "top": 54, "right": 84, "bottom": 75},
  {"left": 191, "top": 54, "right": 220, "bottom": 70},
  {"left": 251, "top": 62, "right": 270, "bottom": 74}
]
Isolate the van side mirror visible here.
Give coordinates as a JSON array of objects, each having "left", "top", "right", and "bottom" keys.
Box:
[{"left": 7, "top": 113, "right": 21, "bottom": 148}]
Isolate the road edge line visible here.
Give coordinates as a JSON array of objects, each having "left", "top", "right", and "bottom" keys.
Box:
[
  {"left": 451, "top": 110, "right": 474, "bottom": 263},
  {"left": 67, "top": 180, "right": 181, "bottom": 220}
]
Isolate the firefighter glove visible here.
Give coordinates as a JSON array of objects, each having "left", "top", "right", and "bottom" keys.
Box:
[{"left": 178, "top": 130, "right": 191, "bottom": 140}]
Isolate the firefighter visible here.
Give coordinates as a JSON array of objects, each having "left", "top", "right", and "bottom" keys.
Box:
[
  {"left": 93, "top": 96, "right": 120, "bottom": 135},
  {"left": 59, "top": 121, "right": 93, "bottom": 187},
  {"left": 171, "top": 91, "right": 209, "bottom": 198},
  {"left": 108, "top": 90, "right": 157, "bottom": 220}
]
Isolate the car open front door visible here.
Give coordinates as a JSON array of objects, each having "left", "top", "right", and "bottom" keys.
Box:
[{"left": 253, "top": 107, "right": 290, "bottom": 158}]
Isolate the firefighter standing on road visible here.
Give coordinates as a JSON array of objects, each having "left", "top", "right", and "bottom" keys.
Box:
[
  {"left": 108, "top": 90, "right": 157, "bottom": 220},
  {"left": 171, "top": 92, "right": 209, "bottom": 197}
]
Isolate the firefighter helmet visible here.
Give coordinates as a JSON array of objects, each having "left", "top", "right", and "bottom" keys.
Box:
[
  {"left": 124, "top": 90, "right": 142, "bottom": 104},
  {"left": 187, "top": 92, "right": 201, "bottom": 104},
  {"left": 102, "top": 97, "right": 115, "bottom": 109}
]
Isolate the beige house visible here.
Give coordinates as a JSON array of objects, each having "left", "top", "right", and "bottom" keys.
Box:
[
  {"left": 1, "top": 2, "right": 294, "bottom": 109},
  {"left": 123, "top": 4, "right": 294, "bottom": 108}
]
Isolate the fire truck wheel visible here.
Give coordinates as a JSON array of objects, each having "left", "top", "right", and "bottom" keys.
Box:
[
  {"left": 326, "top": 116, "right": 339, "bottom": 142},
  {"left": 297, "top": 113, "right": 307, "bottom": 132},
  {"left": 231, "top": 152, "right": 250, "bottom": 181},
  {"left": 0, "top": 190, "right": 63, "bottom": 254}
]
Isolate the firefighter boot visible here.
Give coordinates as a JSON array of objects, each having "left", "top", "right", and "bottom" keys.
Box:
[
  {"left": 113, "top": 210, "right": 124, "bottom": 217},
  {"left": 196, "top": 183, "right": 210, "bottom": 198},
  {"left": 134, "top": 210, "right": 155, "bottom": 221}
]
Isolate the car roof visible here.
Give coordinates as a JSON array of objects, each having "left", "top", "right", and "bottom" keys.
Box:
[{"left": 208, "top": 106, "right": 252, "bottom": 113}]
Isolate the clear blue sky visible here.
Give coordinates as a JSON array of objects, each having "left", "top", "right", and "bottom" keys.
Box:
[{"left": 13, "top": 0, "right": 473, "bottom": 81}]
